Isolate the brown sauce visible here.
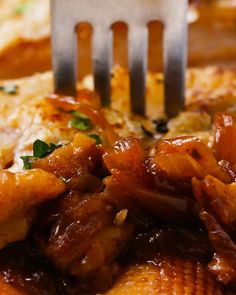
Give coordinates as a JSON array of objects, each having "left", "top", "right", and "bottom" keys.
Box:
[
  {"left": 0, "top": 241, "right": 66, "bottom": 295},
  {"left": 0, "top": 229, "right": 232, "bottom": 295},
  {"left": 123, "top": 227, "right": 213, "bottom": 265}
]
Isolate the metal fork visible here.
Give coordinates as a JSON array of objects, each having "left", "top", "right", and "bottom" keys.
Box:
[{"left": 51, "top": 0, "right": 188, "bottom": 117}]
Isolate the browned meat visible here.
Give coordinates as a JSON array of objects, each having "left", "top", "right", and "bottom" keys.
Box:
[
  {"left": 0, "top": 229, "right": 227, "bottom": 295},
  {"left": 35, "top": 191, "right": 134, "bottom": 293},
  {"left": 107, "top": 229, "right": 224, "bottom": 295},
  {"left": 31, "top": 129, "right": 236, "bottom": 292}
]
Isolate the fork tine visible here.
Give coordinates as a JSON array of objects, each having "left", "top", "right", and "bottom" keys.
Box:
[
  {"left": 51, "top": 0, "right": 188, "bottom": 116},
  {"left": 92, "top": 26, "right": 112, "bottom": 107},
  {"left": 163, "top": 1, "right": 188, "bottom": 118},
  {"left": 51, "top": 0, "right": 77, "bottom": 97},
  {"left": 128, "top": 25, "right": 148, "bottom": 116}
]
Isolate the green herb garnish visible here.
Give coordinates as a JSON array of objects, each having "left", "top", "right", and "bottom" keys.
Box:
[
  {"left": 88, "top": 134, "right": 102, "bottom": 145},
  {"left": 0, "top": 85, "right": 18, "bottom": 95},
  {"left": 15, "top": 2, "right": 32, "bottom": 15},
  {"left": 33, "top": 140, "right": 61, "bottom": 158},
  {"left": 69, "top": 111, "right": 92, "bottom": 131},
  {"left": 20, "top": 139, "right": 62, "bottom": 169},
  {"left": 20, "top": 156, "right": 33, "bottom": 170}
]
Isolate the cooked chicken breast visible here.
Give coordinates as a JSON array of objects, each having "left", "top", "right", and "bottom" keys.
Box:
[
  {"left": 0, "top": 66, "right": 235, "bottom": 294},
  {"left": 0, "top": 66, "right": 235, "bottom": 172}
]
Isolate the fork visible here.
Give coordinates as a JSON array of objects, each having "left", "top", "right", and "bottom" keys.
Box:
[{"left": 50, "top": 0, "right": 188, "bottom": 118}]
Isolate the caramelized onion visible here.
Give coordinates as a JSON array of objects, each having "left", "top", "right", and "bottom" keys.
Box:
[
  {"left": 33, "top": 133, "right": 103, "bottom": 179},
  {"left": 47, "top": 94, "right": 119, "bottom": 145},
  {"left": 213, "top": 113, "right": 236, "bottom": 166},
  {"left": 193, "top": 176, "right": 236, "bottom": 228},
  {"left": 153, "top": 136, "right": 230, "bottom": 183},
  {"left": 200, "top": 210, "right": 236, "bottom": 284},
  {"left": 193, "top": 176, "right": 236, "bottom": 284}
]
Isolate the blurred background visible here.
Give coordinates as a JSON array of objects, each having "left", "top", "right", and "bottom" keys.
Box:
[{"left": 0, "top": 0, "right": 235, "bottom": 80}]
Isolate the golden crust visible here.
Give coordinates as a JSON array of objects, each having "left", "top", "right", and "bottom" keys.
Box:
[
  {"left": 108, "top": 66, "right": 236, "bottom": 118},
  {"left": 186, "top": 67, "right": 236, "bottom": 114},
  {"left": 0, "top": 72, "right": 76, "bottom": 171},
  {"left": 166, "top": 111, "right": 212, "bottom": 146},
  {"left": 0, "top": 66, "right": 235, "bottom": 172}
]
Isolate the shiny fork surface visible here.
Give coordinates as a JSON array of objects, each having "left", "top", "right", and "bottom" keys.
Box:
[{"left": 51, "top": 0, "right": 188, "bottom": 117}]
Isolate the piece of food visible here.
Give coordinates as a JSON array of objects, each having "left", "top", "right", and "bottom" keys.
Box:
[
  {"left": 186, "top": 67, "right": 236, "bottom": 114},
  {"left": 0, "top": 169, "right": 65, "bottom": 249},
  {"left": 1, "top": 1, "right": 236, "bottom": 293},
  {"left": 193, "top": 174, "right": 236, "bottom": 283},
  {"left": 152, "top": 136, "right": 230, "bottom": 182},
  {"left": 106, "top": 262, "right": 223, "bottom": 295},
  {"left": 106, "top": 229, "right": 224, "bottom": 295},
  {"left": 213, "top": 112, "right": 236, "bottom": 168},
  {"left": 0, "top": 66, "right": 235, "bottom": 173},
  {"left": 0, "top": 66, "right": 235, "bottom": 294}
]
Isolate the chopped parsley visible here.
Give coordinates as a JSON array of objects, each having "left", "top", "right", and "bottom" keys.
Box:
[
  {"left": 20, "top": 139, "right": 62, "bottom": 170},
  {"left": 33, "top": 140, "right": 61, "bottom": 158},
  {"left": 69, "top": 111, "right": 93, "bottom": 131},
  {"left": 0, "top": 85, "right": 18, "bottom": 95},
  {"left": 20, "top": 156, "right": 33, "bottom": 170},
  {"left": 88, "top": 134, "right": 102, "bottom": 145}
]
